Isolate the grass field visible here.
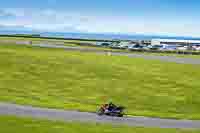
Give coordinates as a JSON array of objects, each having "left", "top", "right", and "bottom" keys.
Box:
[
  {"left": 0, "top": 36, "right": 97, "bottom": 43},
  {"left": 0, "top": 115, "right": 199, "bottom": 133},
  {"left": 0, "top": 36, "right": 124, "bottom": 52},
  {"left": 0, "top": 44, "right": 200, "bottom": 119}
]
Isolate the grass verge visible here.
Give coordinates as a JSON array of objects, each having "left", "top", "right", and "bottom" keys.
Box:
[
  {"left": 0, "top": 44, "right": 200, "bottom": 119},
  {"left": 0, "top": 36, "right": 97, "bottom": 44},
  {"left": 0, "top": 115, "right": 199, "bottom": 133}
]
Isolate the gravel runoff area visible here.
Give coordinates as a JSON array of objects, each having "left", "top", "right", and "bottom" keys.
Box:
[
  {"left": 28, "top": 43, "right": 200, "bottom": 65},
  {"left": 0, "top": 103, "right": 200, "bottom": 129}
]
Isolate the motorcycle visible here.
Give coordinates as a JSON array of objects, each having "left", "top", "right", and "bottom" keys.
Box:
[{"left": 97, "top": 104, "right": 125, "bottom": 117}]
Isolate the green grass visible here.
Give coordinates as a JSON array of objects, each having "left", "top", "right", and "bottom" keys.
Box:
[
  {"left": 0, "top": 36, "right": 123, "bottom": 52},
  {"left": 0, "top": 36, "right": 97, "bottom": 44},
  {"left": 0, "top": 44, "right": 200, "bottom": 120},
  {"left": 0, "top": 115, "right": 199, "bottom": 133}
]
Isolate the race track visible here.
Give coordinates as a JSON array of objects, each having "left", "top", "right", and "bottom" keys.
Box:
[
  {"left": 0, "top": 103, "right": 200, "bottom": 129},
  {"left": 30, "top": 43, "right": 200, "bottom": 65},
  {"left": 1, "top": 44, "right": 200, "bottom": 129}
]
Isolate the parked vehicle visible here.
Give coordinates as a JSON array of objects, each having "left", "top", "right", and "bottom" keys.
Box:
[
  {"left": 192, "top": 44, "right": 200, "bottom": 51},
  {"left": 177, "top": 46, "right": 188, "bottom": 51},
  {"left": 160, "top": 44, "right": 179, "bottom": 51},
  {"left": 96, "top": 42, "right": 111, "bottom": 47},
  {"left": 118, "top": 42, "right": 130, "bottom": 49},
  {"left": 109, "top": 42, "right": 121, "bottom": 49},
  {"left": 196, "top": 47, "right": 200, "bottom": 51},
  {"left": 101, "top": 43, "right": 111, "bottom": 47},
  {"left": 142, "top": 45, "right": 151, "bottom": 50},
  {"left": 119, "top": 45, "right": 129, "bottom": 49},
  {"left": 193, "top": 46, "right": 200, "bottom": 51},
  {"left": 147, "top": 45, "right": 163, "bottom": 50},
  {"left": 128, "top": 44, "right": 144, "bottom": 50}
]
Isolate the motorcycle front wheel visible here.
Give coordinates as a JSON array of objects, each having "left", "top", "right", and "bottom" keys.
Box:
[{"left": 97, "top": 108, "right": 104, "bottom": 116}]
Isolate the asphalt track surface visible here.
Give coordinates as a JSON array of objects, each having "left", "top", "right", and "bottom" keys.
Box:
[
  {"left": 29, "top": 43, "right": 200, "bottom": 65},
  {"left": 0, "top": 103, "right": 200, "bottom": 129}
]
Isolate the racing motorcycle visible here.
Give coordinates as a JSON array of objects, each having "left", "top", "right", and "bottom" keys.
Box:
[{"left": 97, "top": 104, "right": 125, "bottom": 117}]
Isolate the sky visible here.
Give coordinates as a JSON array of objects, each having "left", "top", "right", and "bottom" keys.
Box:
[{"left": 0, "top": 0, "right": 200, "bottom": 37}]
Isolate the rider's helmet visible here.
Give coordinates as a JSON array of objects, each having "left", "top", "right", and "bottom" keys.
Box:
[{"left": 109, "top": 101, "right": 113, "bottom": 105}]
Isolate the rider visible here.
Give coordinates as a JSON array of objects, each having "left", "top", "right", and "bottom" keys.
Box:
[{"left": 107, "top": 102, "right": 117, "bottom": 111}]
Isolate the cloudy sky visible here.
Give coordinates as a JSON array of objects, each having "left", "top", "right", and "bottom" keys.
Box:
[{"left": 0, "top": 0, "right": 200, "bottom": 37}]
